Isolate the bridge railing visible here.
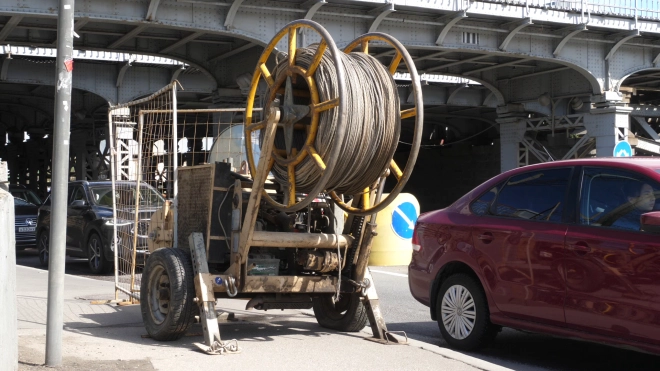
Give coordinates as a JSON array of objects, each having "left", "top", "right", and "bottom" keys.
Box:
[{"left": 480, "top": 0, "right": 660, "bottom": 21}]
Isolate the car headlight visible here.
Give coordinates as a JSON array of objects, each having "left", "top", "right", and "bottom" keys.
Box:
[{"left": 103, "top": 217, "right": 133, "bottom": 226}]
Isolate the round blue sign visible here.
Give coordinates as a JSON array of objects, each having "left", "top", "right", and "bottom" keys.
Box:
[
  {"left": 613, "top": 141, "right": 632, "bottom": 157},
  {"left": 391, "top": 201, "right": 418, "bottom": 239},
  {"left": 214, "top": 277, "right": 224, "bottom": 285}
]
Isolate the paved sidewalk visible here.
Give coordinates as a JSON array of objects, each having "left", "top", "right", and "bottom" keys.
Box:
[{"left": 16, "top": 266, "right": 511, "bottom": 371}]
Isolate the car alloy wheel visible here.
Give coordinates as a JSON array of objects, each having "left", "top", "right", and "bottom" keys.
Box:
[
  {"left": 89, "top": 235, "right": 102, "bottom": 271},
  {"left": 436, "top": 274, "right": 499, "bottom": 351},
  {"left": 441, "top": 284, "right": 476, "bottom": 340}
]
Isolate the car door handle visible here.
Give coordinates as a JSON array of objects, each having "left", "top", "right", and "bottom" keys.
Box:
[
  {"left": 478, "top": 232, "right": 494, "bottom": 243},
  {"left": 567, "top": 241, "right": 591, "bottom": 255}
]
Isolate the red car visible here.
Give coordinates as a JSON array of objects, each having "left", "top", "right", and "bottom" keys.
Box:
[{"left": 409, "top": 158, "right": 660, "bottom": 354}]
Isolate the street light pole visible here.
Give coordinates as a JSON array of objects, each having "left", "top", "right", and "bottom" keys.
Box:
[{"left": 46, "top": 0, "right": 75, "bottom": 366}]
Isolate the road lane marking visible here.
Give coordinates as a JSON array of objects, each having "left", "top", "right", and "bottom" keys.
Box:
[{"left": 370, "top": 269, "right": 408, "bottom": 278}]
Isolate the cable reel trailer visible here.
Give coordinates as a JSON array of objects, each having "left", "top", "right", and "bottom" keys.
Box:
[{"left": 140, "top": 19, "right": 423, "bottom": 353}]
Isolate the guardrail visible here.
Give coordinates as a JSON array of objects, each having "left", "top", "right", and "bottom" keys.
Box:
[{"left": 482, "top": 0, "right": 660, "bottom": 21}]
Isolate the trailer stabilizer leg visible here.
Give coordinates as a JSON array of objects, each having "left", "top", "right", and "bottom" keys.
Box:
[
  {"left": 362, "top": 269, "right": 408, "bottom": 345},
  {"left": 190, "top": 233, "right": 241, "bottom": 354}
]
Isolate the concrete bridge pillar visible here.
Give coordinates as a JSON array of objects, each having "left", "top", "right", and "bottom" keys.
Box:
[
  {"left": 497, "top": 104, "right": 528, "bottom": 172},
  {"left": 584, "top": 105, "right": 633, "bottom": 157}
]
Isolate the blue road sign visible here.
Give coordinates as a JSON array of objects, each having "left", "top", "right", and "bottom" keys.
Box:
[
  {"left": 613, "top": 141, "right": 632, "bottom": 157},
  {"left": 391, "top": 201, "right": 418, "bottom": 239}
]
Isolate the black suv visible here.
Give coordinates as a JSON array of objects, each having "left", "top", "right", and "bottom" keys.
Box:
[
  {"left": 10, "top": 185, "right": 42, "bottom": 249},
  {"left": 37, "top": 181, "right": 164, "bottom": 274}
]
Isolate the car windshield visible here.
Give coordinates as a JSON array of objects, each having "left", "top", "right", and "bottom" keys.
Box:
[
  {"left": 10, "top": 189, "right": 42, "bottom": 205},
  {"left": 14, "top": 198, "right": 34, "bottom": 206},
  {"left": 89, "top": 185, "right": 164, "bottom": 207}
]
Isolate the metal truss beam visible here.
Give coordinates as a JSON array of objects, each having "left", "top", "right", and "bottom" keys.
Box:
[
  {"left": 562, "top": 134, "right": 593, "bottom": 159},
  {"left": 116, "top": 61, "right": 132, "bottom": 88},
  {"left": 426, "top": 55, "right": 488, "bottom": 72},
  {"left": 0, "top": 15, "right": 23, "bottom": 42},
  {"left": 653, "top": 53, "right": 660, "bottom": 67},
  {"left": 499, "top": 66, "right": 570, "bottom": 82},
  {"left": 0, "top": 56, "right": 10, "bottom": 81},
  {"left": 605, "top": 30, "right": 640, "bottom": 61},
  {"left": 499, "top": 18, "right": 532, "bottom": 51},
  {"left": 553, "top": 24, "right": 587, "bottom": 57},
  {"left": 171, "top": 66, "right": 185, "bottom": 83},
  {"left": 224, "top": 0, "right": 245, "bottom": 30},
  {"left": 302, "top": 0, "right": 326, "bottom": 20},
  {"left": 632, "top": 116, "right": 660, "bottom": 140},
  {"left": 414, "top": 51, "right": 451, "bottom": 62},
  {"left": 369, "top": 2, "right": 395, "bottom": 33},
  {"left": 435, "top": 10, "right": 466, "bottom": 46},
  {"left": 146, "top": 0, "right": 162, "bottom": 21},
  {"left": 207, "top": 43, "right": 256, "bottom": 63},
  {"left": 446, "top": 83, "right": 468, "bottom": 105},
  {"left": 108, "top": 25, "right": 149, "bottom": 49},
  {"left": 159, "top": 32, "right": 204, "bottom": 54},
  {"left": 464, "top": 58, "right": 532, "bottom": 76}
]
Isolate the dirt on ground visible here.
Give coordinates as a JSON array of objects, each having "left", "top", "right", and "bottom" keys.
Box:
[{"left": 18, "top": 343, "right": 154, "bottom": 370}]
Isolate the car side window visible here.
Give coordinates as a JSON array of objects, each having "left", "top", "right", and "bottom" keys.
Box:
[
  {"left": 470, "top": 183, "right": 504, "bottom": 216},
  {"left": 490, "top": 168, "right": 572, "bottom": 222},
  {"left": 580, "top": 167, "right": 660, "bottom": 232},
  {"left": 69, "top": 186, "right": 87, "bottom": 205}
]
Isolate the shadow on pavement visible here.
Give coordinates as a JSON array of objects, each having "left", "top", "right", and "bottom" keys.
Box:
[
  {"left": 386, "top": 320, "right": 660, "bottom": 371},
  {"left": 62, "top": 305, "right": 364, "bottom": 349}
]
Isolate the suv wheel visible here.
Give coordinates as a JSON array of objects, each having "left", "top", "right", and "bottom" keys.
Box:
[
  {"left": 436, "top": 274, "right": 499, "bottom": 351},
  {"left": 87, "top": 232, "right": 112, "bottom": 274}
]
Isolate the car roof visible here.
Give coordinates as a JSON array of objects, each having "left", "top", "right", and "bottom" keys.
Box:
[{"left": 505, "top": 157, "right": 660, "bottom": 176}]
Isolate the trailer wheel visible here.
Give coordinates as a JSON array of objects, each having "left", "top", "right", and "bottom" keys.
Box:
[
  {"left": 313, "top": 293, "right": 368, "bottom": 332},
  {"left": 140, "top": 248, "right": 196, "bottom": 341}
]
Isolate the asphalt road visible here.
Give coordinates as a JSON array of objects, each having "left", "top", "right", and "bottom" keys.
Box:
[
  {"left": 15, "top": 248, "right": 660, "bottom": 370},
  {"left": 370, "top": 266, "right": 660, "bottom": 371}
]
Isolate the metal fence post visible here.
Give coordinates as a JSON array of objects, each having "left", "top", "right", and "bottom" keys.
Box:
[
  {"left": 46, "top": 0, "right": 75, "bottom": 366},
  {"left": 172, "top": 83, "right": 178, "bottom": 248}
]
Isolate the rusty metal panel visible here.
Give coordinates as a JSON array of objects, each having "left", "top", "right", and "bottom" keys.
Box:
[
  {"left": 241, "top": 275, "right": 337, "bottom": 293},
  {"left": 176, "top": 164, "right": 213, "bottom": 252}
]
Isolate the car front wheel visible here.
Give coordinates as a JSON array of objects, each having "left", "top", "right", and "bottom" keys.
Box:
[
  {"left": 436, "top": 274, "right": 499, "bottom": 351},
  {"left": 87, "top": 232, "right": 112, "bottom": 274}
]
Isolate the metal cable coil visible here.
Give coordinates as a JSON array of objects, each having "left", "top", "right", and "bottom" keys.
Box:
[{"left": 268, "top": 45, "right": 400, "bottom": 196}]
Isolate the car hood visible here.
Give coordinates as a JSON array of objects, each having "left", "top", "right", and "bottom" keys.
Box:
[{"left": 15, "top": 204, "right": 39, "bottom": 216}]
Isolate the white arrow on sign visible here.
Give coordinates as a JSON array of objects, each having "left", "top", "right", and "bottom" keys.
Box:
[
  {"left": 616, "top": 149, "right": 630, "bottom": 157},
  {"left": 393, "top": 207, "right": 415, "bottom": 230}
]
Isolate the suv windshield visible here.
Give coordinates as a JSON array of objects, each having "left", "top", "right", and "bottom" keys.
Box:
[
  {"left": 89, "top": 185, "right": 164, "bottom": 208},
  {"left": 10, "top": 189, "right": 42, "bottom": 205}
]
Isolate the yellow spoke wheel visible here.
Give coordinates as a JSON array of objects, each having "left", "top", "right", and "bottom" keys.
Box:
[{"left": 244, "top": 20, "right": 347, "bottom": 212}]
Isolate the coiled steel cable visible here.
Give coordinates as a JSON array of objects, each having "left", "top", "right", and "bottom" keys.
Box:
[{"left": 268, "top": 45, "right": 400, "bottom": 196}]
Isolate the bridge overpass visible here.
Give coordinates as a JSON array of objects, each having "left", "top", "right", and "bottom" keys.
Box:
[{"left": 1, "top": 0, "right": 660, "bottom": 209}]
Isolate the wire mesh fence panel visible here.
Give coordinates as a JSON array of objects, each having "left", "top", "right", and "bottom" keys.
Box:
[
  {"left": 108, "top": 83, "right": 176, "bottom": 301},
  {"left": 109, "top": 82, "right": 261, "bottom": 301}
]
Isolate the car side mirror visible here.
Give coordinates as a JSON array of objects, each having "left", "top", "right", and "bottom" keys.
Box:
[
  {"left": 70, "top": 199, "right": 87, "bottom": 208},
  {"left": 640, "top": 211, "right": 660, "bottom": 234}
]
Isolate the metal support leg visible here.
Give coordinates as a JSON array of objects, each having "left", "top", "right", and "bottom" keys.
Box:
[
  {"left": 189, "top": 232, "right": 241, "bottom": 355},
  {"left": 189, "top": 233, "right": 221, "bottom": 346},
  {"left": 363, "top": 269, "right": 407, "bottom": 345}
]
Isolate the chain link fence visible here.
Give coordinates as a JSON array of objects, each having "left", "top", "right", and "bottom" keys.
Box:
[{"left": 108, "top": 82, "right": 261, "bottom": 301}]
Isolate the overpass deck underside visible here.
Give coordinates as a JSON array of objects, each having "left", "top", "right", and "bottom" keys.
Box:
[{"left": 0, "top": 0, "right": 659, "bottom": 205}]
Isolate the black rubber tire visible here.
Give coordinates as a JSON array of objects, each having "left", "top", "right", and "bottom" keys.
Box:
[
  {"left": 87, "top": 232, "right": 112, "bottom": 274},
  {"left": 37, "top": 231, "right": 49, "bottom": 267},
  {"left": 140, "top": 248, "right": 196, "bottom": 341},
  {"left": 436, "top": 274, "right": 499, "bottom": 351},
  {"left": 312, "top": 293, "right": 368, "bottom": 332}
]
